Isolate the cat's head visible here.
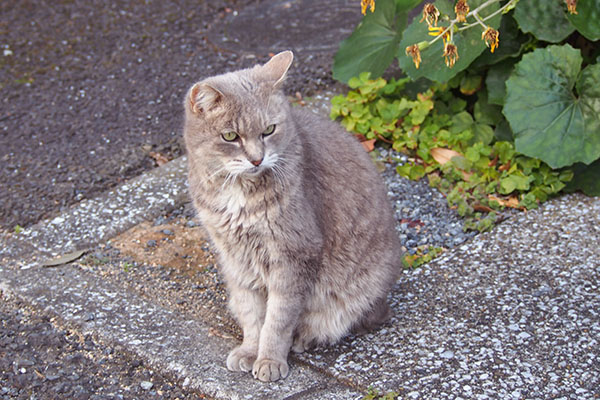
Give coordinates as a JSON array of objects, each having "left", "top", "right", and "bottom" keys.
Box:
[{"left": 184, "top": 51, "right": 297, "bottom": 181}]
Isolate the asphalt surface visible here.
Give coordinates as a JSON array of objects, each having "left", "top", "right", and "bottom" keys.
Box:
[
  {"left": 0, "top": 0, "right": 358, "bottom": 230},
  {"left": 0, "top": 293, "right": 204, "bottom": 400}
]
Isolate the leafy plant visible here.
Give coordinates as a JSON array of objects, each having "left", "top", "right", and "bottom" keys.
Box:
[
  {"left": 333, "top": 0, "right": 599, "bottom": 208},
  {"left": 504, "top": 44, "right": 600, "bottom": 169},
  {"left": 363, "top": 387, "right": 399, "bottom": 400},
  {"left": 403, "top": 246, "right": 444, "bottom": 268},
  {"left": 331, "top": 73, "right": 574, "bottom": 231}
]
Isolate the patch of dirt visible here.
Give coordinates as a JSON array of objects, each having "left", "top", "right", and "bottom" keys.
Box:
[
  {"left": 83, "top": 206, "right": 240, "bottom": 339},
  {"left": 111, "top": 220, "right": 215, "bottom": 280}
]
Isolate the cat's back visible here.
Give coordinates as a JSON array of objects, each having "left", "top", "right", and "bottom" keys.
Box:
[
  {"left": 290, "top": 106, "right": 399, "bottom": 252},
  {"left": 291, "top": 107, "right": 387, "bottom": 195}
]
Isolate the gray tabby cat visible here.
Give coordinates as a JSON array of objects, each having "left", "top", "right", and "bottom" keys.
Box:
[{"left": 184, "top": 51, "right": 401, "bottom": 382}]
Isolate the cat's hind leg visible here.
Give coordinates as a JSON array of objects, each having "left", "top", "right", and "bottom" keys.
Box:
[
  {"left": 351, "top": 296, "right": 392, "bottom": 335},
  {"left": 226, "top": 283, "right": 266, "bottom": 372}
]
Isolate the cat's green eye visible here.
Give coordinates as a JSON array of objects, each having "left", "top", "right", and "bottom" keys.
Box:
[
  {"left": 262, "top": 124, "right": 276, "bottom": 136},
  {"left": 222, "top": 131, "right": 238, "bottom": 142}
]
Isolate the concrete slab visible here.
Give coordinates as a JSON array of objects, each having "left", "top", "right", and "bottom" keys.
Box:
[
  {"left": 0, "top": 157, "right": 188, "bottom": 267},
  {"left": 0, "top": 263, "right": 362, "bottom": 400}
]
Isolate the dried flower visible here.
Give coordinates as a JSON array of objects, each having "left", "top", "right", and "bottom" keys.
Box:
[
  {"left": 361, "top": 0, "right": 375, "bottom": 15},
  {"left": 454, "top": 0, "right": 470, "bottom": 23},
  {"left": 482, "top": 27, "right": 499, "bottom": 53},
  {"left": 420, "top": 3, "right": 440, "bottom": 28},
  {"left": 443, "top": 42, "right": 459, "bottom": 68},
  {"left": 406, "top": 44, "right": 422, "bottom": 69},
  {"left": 565, "top": 0, "right": 577, "bottom": 14}
]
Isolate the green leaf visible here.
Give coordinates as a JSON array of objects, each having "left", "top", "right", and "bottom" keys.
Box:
[
  {"left": 449, "top": 111, "right": 474, "bottom": 134},
  {"left": 397, "top": 0, "right": 501, "bottom": 83},
  {"left": 451, "top": 155, "right": 472, "bottom": 171},
  {"left": 460, "top": 74, "right": 483, "bottom": 95},
  {"left": 499, "top": 173, "right": 532, "bottom": 194},
  {"left": 513, "top": 0, "right": 574, "bottom": 43},
  {"left": 494, "top": 141, "right": 516, "bottom": 164},
  {"left": 397, "top": 163, "right": 426, "bottom": 180},
  {"left": 474, "top": 89, "right": 503, "bottom": 125},
  {"left": 407, "top": 98, "right": 433, "bottom": 124},
  {"left": 486, "top": 59, "right": 515, "bottom": 106},
  {"left": 394, "top": 0, "right": 423, "bottom": 8},
  {"left": 333, "top": 0, "right": 407, "bottom": 83},
  {"left": 567, "top": 0, "right": 600, "bottom": 41},
  {"left": 504, "top": 44, "right": 600, "bottom": 168},
  {"left": 494, "top": 119, "right": 513, "bottom": 142},
  {"left": 472, "top": 123, "right": 495, "bottom": 145},
  {"left": 565, "top": 159, "right": 600, "bottom": 196}
]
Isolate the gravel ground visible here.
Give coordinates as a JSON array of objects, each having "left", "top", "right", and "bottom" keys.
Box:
[
  {"left": 380, "top": 151, "right": 477, "bottom": 252},
  {"left": 0, "top": 290, "right": 208, "bottom": 400}
]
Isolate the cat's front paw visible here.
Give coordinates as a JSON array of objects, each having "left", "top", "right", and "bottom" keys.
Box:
[
  {"left": 252, "top": 358, "right": 289, "bottom": 382},
  {"left": 226, "top": 346, "right": 257, "bottom": 372}
]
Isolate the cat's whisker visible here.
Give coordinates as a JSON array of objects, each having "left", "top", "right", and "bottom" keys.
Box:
[
  {"left": 220, "top": 171, "right": 237, "bottom": 192},
  {"left": 205, "top": 165, "right": 228, "bottom": 182},
  {"left": 272, "top": 158, "right": 294, "bottom": 181},
  {"left": 270, "top": 165, "right": 287, "bottom": 190}
]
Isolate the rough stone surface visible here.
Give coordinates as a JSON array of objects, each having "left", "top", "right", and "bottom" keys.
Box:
[
  {"left": 297, "top": 193, "right": 600, "bottom": 399},
  {"left": 0, "top": 261, "right": 361, "bottom": 400},
  {"left": 0, "top": 157, "right": 188, "bottom": 266},
  {"left": 2, "top": 171, "right": 599, "bottom": 399},
  {"left": 0, "top": 291, "right": 199, "bottom": 400}
]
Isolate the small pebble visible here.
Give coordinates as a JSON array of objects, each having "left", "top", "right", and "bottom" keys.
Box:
[{"left": 140, "top": 381, "right": 153, "bottom": 390}]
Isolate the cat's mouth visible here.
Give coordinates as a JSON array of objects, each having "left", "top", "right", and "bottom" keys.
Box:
[{"left": 244, "top": 165, "right": 268, "bottom": 177}]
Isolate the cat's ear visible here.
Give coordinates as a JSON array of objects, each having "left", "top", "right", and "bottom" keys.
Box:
[
  {"left": 258, "top": 50, "right": 294, "bottom": 88},
  {"left": 187, "top": 82, "right": 224, "bottom": 114}
]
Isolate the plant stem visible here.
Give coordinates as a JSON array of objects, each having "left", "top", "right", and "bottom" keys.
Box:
[
  {"left": 468, "top": 0, "right": 501, "bottom": 17},
  {"left": 428, "top": 23, "right": 455, "bottom": 46},
  {"left": 471, "top": 12, "right": 488, "bottom": 30},
  {"left": 428, "top": 0, "right": 516, "bottom": 45},
  {"left": 459, "top": 0, "right": 518, "bottom": 31}
]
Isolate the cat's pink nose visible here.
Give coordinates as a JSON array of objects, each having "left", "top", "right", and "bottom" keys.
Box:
[{"left": 251, "top": 158, "right": 263, "bottom": 167}]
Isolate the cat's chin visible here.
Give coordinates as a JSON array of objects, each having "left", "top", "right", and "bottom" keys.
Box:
[{"left": 241, "top": 166, "right": 268, "bottom": 178}]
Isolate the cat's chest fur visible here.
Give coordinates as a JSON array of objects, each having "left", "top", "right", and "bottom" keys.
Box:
[{"left": 198, "top": 177, "right": 288, "bottom": 290}]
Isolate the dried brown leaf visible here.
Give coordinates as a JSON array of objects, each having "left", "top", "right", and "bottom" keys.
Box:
[
  {"left": 473, "top": 204, "right": 494, "bottom": 213},
  {"left": 149, "top": 151, "right": 170, "bottom": 166},
  {"left": 361, "top": 139, "right": 376, "bottom": 152},
  {"left": 42, "top": 249, "right": 87, "bottom": 267},
  {"left": 430, "top": 147, "right": 472, "bottom": 180},
  {"left": 488, "top": 194, "right": 521, "bottom": 209},
  {"left": 430, "top": 147, "right": 463, "bottom": 165}
]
